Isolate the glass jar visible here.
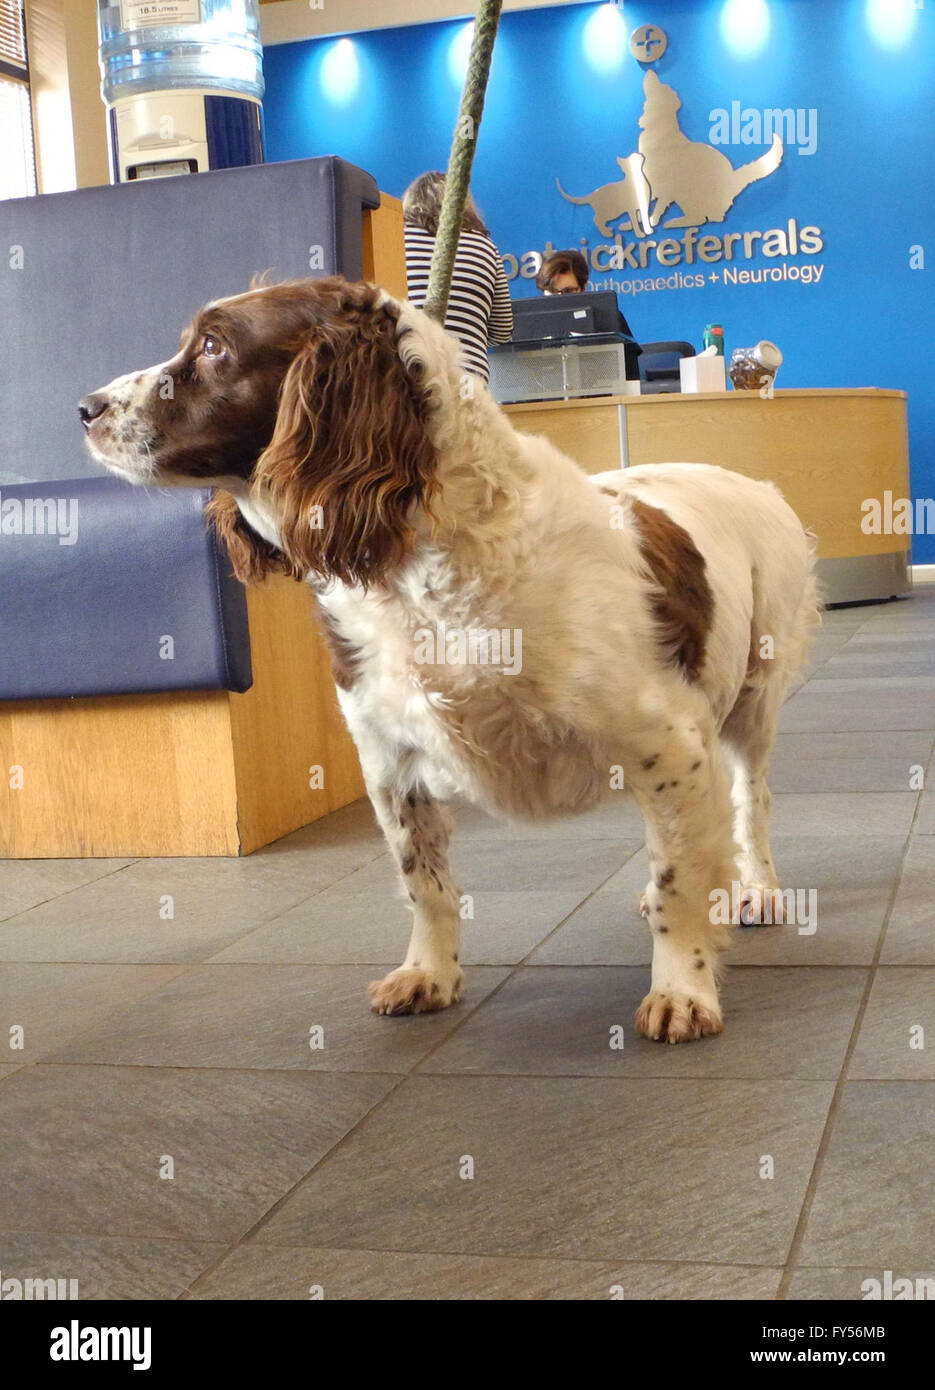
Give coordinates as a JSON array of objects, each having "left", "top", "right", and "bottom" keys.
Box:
[{"left": 728, "top": 340, "right": 783, "bottom": 391}]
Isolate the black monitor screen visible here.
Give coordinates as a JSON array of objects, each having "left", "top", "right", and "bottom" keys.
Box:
[{"left": 511, "top": 291, "right": 637, "bottom": 344}]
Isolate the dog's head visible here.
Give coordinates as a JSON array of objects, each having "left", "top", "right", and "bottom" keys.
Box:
[
  {"left": 79, "top": 277, "right": 448, "bottom": 586},
  {"left": 640, "top": 69, "right": 681, "bottom": 126}
]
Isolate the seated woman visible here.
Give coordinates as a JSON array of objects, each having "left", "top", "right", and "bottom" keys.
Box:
[{"left": 535, "top": 249, "right": 589, "bottom": 295}]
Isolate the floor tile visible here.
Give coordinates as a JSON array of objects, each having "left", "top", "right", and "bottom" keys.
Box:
[
  {"left": 258, "top": 1074, "right": 834, "bottom": 1264},
  {"left": 880, "top": 838, "right": 935, "bottom": 963},
  {"left": 848, "top": 623, "right": 935, "bottom": 646},
  {"left": 249, "top": 798, "right": 383, "bottom": 869},
  {"left": 829, "top": 633, "right": 935, "bottom": 655},
  {"left": 420, "top": 966, "right": 866, "bottom": 1080},
  {"left": 812, "top": 648, "right": 935, "bottom": 679},
  {"left": 0, "top": 1232, "right": 224, "bottom": 1300},
  {"left": 769, "top": 793, "right": 917, "bottom": 838},
  {"left": 449, "top": 837, "right": 633, "bottom": 893},
  {"left": 0, "top": 1064, "right": 393, "bottom": 1240},
  {"left": 915, "top": 792, "right": 935, "bottom": 833},
  {"left": 188, "top": 1243, "right": 782, "bottom": 1300},
  {"left": 768, "top": 732, "right": 933, "bottom": 794},
  {"left": 48, "top": 964, "right": 509, "bottom": 1073},
  {"left": 849, "top": 968, "right": 935, "bottom": 1078},
  {"left": 779, "top": 680, "right": 935, "bottom": 732},
  {"left": 801, "top": 632, "right": 860, "bottom": 677},
  {"left": 850, "top": 636, "right": 935, "bottom": 656},
  {"left": 818, "top": 614, "right": 869, "bottom": 630},
  {"left": 0, "top": 856, "right": 353, "bottom": 964},
  {"left": 527, "top": 848, "right": 652, "bottom": 965},
  {"left": 813, "top": 661, "right": 935, "bottom": 681},
  {"left": 0, "top": 858, "right": 133, "bottom": 922},
  {"left": 857, "top": 598, "right": 935, "bottom": 627},
  {"left": 211, "top": 887, "right": 592, "bottom": 966},
  {"left": 799, "top": 1082, "right": 935, "bottom": 1268},
  {"left": 786, "top": 1267, "right": 935, "bottom": 1300},
  {"left": 0, "top": 963, "right": 188, "bottom": 1062}
]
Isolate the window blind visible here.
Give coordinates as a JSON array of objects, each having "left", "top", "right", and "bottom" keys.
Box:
[
  {"left": 0, "top": 2, "right": 34, "bottom": 199},
  {"left": 0, "top": 0, "right": 27, "bottom": 72}
]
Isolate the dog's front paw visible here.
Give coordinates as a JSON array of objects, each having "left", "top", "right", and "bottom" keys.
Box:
[
  {"left": 368, "top": 965, "right": 464, "bottom": 1017},
  {"left": 635, "top": 990, "right": 723, "bottom": 1044}
]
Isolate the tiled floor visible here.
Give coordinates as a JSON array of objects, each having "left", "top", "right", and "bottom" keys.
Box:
[{"left": 2, "top": 588, "right": 934, "bottom": 1301}]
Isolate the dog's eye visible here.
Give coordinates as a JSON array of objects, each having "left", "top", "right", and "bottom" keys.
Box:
[{"left": 202, "top": 335, "right": 225, "bottom": 358}]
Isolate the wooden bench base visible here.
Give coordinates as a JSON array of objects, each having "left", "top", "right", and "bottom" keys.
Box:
[{"left": 0, "top": 577, "right": 365, "bottom": 857}]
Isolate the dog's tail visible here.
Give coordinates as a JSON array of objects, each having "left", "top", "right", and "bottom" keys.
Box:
[
  {"left": 555, "top": 178, "right": 591, "bottom": 206},
  {"left": 731, "top": 134, "right": 783, "bottom": 196}
]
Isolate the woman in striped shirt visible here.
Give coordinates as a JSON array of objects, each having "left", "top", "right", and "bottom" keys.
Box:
[{"left": 402, "top": 171, "right": 513, "bottom": 383}]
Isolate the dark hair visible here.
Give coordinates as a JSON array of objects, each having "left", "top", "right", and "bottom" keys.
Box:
[
  {"left": 402, "top": 171, "right": 489, "bottom": 237},
  {"left": 536, "top": 249, "right": 589, "bottom": 293}
]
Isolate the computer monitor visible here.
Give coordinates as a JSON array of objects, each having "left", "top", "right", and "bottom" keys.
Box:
[
  {"left": 511, "top": 291, "right": 637, "bottom": 344},
  {"left": 510, "top": 291, "right": 641, "bottom": 379}
]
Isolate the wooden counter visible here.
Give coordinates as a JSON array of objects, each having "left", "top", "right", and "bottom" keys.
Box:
[{"left": 504, "top": 388, "right": 911, "bottom": 605}]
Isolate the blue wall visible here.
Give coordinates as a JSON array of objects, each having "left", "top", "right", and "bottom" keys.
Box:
[{"left": 263, "top": 0, "right": 935, "bottom": 561}]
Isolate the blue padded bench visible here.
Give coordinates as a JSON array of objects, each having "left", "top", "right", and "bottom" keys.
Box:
[{"left": 0, "top": 478, "right": 251, "bottom": 700}]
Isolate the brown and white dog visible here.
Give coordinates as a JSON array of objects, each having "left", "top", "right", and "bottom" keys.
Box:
[{"left": 79, "top": 277, "right": 820, "bottom": 1043}]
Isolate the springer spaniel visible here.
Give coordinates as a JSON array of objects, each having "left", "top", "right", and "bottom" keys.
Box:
[{"left": 79, "top": 277, "right": 820, "bottom": 1043}]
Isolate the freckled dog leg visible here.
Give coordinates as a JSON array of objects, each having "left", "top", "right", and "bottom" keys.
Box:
[
  {"left": 723, "top": 686, "right": 786, "bottom": 926},
  {"left": 726, "top": 746, "right": 784, "bottom": 925},
  {"left": 628, "top": 719, "right": 738, "bottom": 1043},
  {"left": 365, "top": 784, "right": 464, "bottom": 1016}
]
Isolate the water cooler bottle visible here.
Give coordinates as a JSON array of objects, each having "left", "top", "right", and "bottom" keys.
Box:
[{"left": 96, "top": 0, "right": 265, "bottom": 183}]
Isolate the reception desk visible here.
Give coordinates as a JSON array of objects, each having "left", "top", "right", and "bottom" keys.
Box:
[{"left": 503, "top": 388, "right": 911, "bottom": 605}]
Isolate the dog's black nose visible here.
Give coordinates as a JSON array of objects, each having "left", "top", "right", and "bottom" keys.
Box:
[{"left": 78, "top": 393, "right": 110, "bottom": 429}]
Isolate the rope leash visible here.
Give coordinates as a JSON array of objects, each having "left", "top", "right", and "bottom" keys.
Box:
[{"left": 422, "top": 0, "right": 504, "bottom": 324}]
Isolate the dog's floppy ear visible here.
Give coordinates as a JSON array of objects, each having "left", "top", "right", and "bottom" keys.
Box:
[
  {"left": 253, "top": 285, "right": 438, "bottom": 587},
  {"left": 206, "top": 489, "right": 291, "bottom": 584}
]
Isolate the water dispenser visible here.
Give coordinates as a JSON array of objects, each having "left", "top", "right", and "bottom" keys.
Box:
[{"left": 96, "top": 0, "right": 265, "bottom": 182}]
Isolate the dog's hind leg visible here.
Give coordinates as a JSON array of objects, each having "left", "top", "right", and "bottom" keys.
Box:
[
  {"left": 626, "top": 709, "right": 738, "bottom": 1043},
  {"left": 721, "top": 566, "right": 821, "bottom": 926},
  {"left": 721, "top": 683, "right": 784, "bottom": 925},
  {"left": 365, "top": 782, "right": 465, "bottom": 1016}
]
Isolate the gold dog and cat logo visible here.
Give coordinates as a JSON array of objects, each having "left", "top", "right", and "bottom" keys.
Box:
[
  {"left": 500, "top": 69, "right": 826, "bottom": 295},
  {"left": 558, "top": 70, "right": 783, "bottom": 238}
]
